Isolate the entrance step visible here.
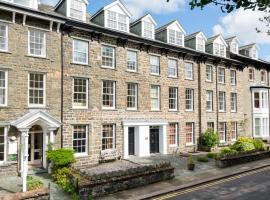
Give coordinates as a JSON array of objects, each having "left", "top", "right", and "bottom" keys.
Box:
[{"left": 28, "top": 168, "right": 48, "bottom": 175}]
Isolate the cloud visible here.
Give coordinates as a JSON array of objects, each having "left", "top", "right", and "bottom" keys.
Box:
[
  {"left": 213, "top": 9, "right": 270, "bottom": 45},
  {"left": 41, "top": 0, "right": 59, "bottom": 6},
  {"left": 123, "top": 0, "right": 186, "bottom": 18}
]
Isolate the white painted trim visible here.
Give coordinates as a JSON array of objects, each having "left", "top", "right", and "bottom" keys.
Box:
[
  {"left": 102, "top": 80, "right": 116, "bottom": 110},
  {"left": 72, "top": 125, "right": 89, "bottom": 157},
  {"left": 0, "top": 70, "right": 8, "bottom": 107},
  {"left": 0, "top": 22, "right": 8, "bottom": 52},
  {"left": 27, "top": 73, "right": 46, "bottom": 108},
  {"left": 101, "top": 44, "right": 116, "bottom": 69},
  {"left": 72, "top": 38, "right": 89, "bottom": 65},
  {"left": 126, "top": 83, "right": 138, "bottom": 111},
  {"left": 72, "top": 77, "right": 89, "bottom": 109},
  {"left": 150, "top": 85, "right": 160, "bottom": 111},
  {"left": 27, "top": 28, "right": 47, "bottom": 58}
]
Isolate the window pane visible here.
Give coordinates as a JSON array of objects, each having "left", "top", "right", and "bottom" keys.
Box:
[
  {"left": 0, "top": 71, "right": 6, "bottom": 105},
  {"left": 127, "top": 51, "right": 137, "bottom": 71},
  {"left": 219, "top": 122, "right": 226, "bottom": 142},
  {"left": 144, "top": 22, "right": 153, "bottom": 39},
  {"left": 29, "top": 29, "right": 45, "bottom": 56},
  {"left": 73, "top": 39, "right": 88, "bottom": 64},
  {"left": 151, "top": 85, "right": 160, "bottom": 110},
  {"left": 150, "top": 56, "right": 160, "bottom": 75},
  {"left": 168, "top": 59, "right": 177, "bottom": 77},
  {"left": 73, "top": 78, "right": 87, "bottom": 108},
  {"left": 0, "top": 25, "right": 7, "bottom": 51},
  {"left": 70, "top": 0, "right": 84, "bottom": 20},
  {"left": 102, "top": 45, "right": 115, "bottom": 68},
  {"left": 127, "top": 83, "right": 137, "bottom": 109},
  {"left": 73, "top": 125, "right": 87, "bottom": 153},
  {"left": 185, "top": 62, "right": 193, "bottom": 80},
  {"left": 103, "top": 81, "right": 115, "bottom": 108},
  {"left": 102, "top": 124, "right": 115, "bottom": 150},
  {"left": 185, "top": 89, "right": 194, "bottom": 111},
  {"left": 29, "top": 73, "right": 45, "bottom": 106},
  {"left": 169, "top": 87, "right": 178, "bottom": 110},
  {"left": 168, "top": 123, "right": 177, "bottom": 145},
  {"left": 186, "top": 123, "right": 194, "bottom": 144}
]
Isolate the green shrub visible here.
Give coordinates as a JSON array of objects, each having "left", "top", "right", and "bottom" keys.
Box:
[
  {"left": 187, "top": 156, "right": 194, "bottom": 165},
  {"left": 52, "top": 167, "right": 71, "bottom": 188},
  {"left": 252, "top": 139, "right": 265, "bottom": 151},
  {"left": 27, "top": 176, "right": 43, "bottom": 191},
  {"left": 220, "top": 147, "right": 238, "bottom": 157},
  {"left": 47, "top": 148, "right": 75, "bottom": 167},
  {"left": 231, "top": 138, "right": 255, "bottom": 152},
  {"left": 207, "top": 152, "right": 217, "bottom": 159},
  {"left": 197, "top": 156, "right": 209, "bottom": 162},
  {"left": 202, "top": 129, "right": 219, "bottom": 148}
]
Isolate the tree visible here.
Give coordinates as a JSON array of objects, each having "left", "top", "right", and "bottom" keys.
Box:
[{"left": 167, "top": 0, "right": 270, "bottom": 13}]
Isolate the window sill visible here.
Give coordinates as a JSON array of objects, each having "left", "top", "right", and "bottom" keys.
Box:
[
  {"left": 150, "top": 110, "right": 161, "bottom": 112},
  {"left": 28, "top": 106, "right": 47, "bottom": 109},
  {"left": 205, "top": 80, "right": 213, "bottom": 83},
  {"left": 0, "top": 50, "right": 11, "bottom": 54},
  {"left": 185, "top": 78, "right": 194, "bottom": 81},
  {"left": 168, "top": 76, "right": 178, "bottom": 79},
  {"left": 219, "top": 111, "right": 226, "bottom": 113},
  {"left": 101, "top": 66, "right": 116, "bottom": 70},
  {"left": 102, "top": 108, "right": 117, "bottom": 111},
  {"left": 168, "top": 110, "right": 179, "bottom": 113},
  {"left": 169, "top": 144, "right": 178, "bottom": 148},
  {"left": 71, "top": 62, "right": 90, "bottom": 67},
  {"left": 72, "top": 107, "right": 89, "bottom": 110},
  {"left": 206, "top": 110, "right": 214, "bottom": 113},
  {"left": 127, "top": 108, "right": 138, "bottom": 111},
  {"left": 218, "top": 82, "right": 225, "bottom": 85},
  {"left": 75, "top": 153, "right": 88, "bottom": 158},
  {"left": 26, "top": 55, "right": 48, "bottom": 60},
  {"left": 185, "top": 110, "right": 194, "bottom": 112},
  {"left": 126, "top": 69, "right": 138, "bottom": 74},
  {"left": 150, "top": 73, "right": 161, "bottom": 77}
]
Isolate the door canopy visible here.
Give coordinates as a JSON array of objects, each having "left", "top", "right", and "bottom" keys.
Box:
[{"left": 11, "top": 110, "right": 61, "bottom": 131}]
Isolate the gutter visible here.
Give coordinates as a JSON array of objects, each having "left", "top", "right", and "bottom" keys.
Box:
[
  {"left": 60, "top": 26, "right": 64, "bottom": 148},
  {"left": 197, "top": 59, "right": 202, "bottom": 145}
]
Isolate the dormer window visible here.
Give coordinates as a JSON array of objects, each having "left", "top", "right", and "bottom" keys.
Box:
[
  {"left": 231, "top": 42, "right": 238, "bottom": 54},
  {"left": 168, "top": 29, "right": 183, "bottom": 46},
  {"left": 143, "top": 21, "right": 154, "bottom": 39},
  {"left": 252, "top": 48, "right": 258, "bottom": 59},
  {"left": 5, "top": 0, "right": 38, "bottom": 9},
  {"left": 197, "top": 36, "right": 205, "bottom": 52},
  {"left": 107, "top": 11, "right": 128, "bottom": 32},
  {"left": 70, "top": 0, "right": 84, "bottom": 21},
  {"left": 214, "top": 43, "right": 226, "bottom": 57},
  {"left": 14, "top": 0, "right": 30, "bottom": 7}
]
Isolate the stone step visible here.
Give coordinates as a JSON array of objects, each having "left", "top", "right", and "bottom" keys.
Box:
[{"left": 28, "top": 168, "right": 48, "bottom": 175}]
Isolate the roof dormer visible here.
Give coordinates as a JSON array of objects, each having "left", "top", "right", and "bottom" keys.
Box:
[
  {"left": 206, "top": 34, "right": 228, "bottom": 58},
  {"left": 185, "top": 31, "right": 207, "bottom": 52},
  {"left": 3, "top": 0, "right": 38, "bottom": 9},
  {"left": 225, "top": 36, "right": 239, "bottom": 54},
  {"left": 55, "top": 0, "right": 88, "bottom": 22},
  {"left": 239, "top": 44, "right": 259, "bottom": 60},
  {"left": 156, "top": 20, "right": 186, "bottom": 47},
  {"left": 91, "top": 0, "right": 132, "bottom": 33},
  {"left": 130, "top": 14, "right": 157, "bottom": 40}
]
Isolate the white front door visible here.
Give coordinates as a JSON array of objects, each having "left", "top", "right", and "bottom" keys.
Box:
[{"left": 28, "top": 131, "right": 43, "bottom": 166}]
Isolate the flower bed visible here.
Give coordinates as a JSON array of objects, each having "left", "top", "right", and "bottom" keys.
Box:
[
  {"left": 216, "top": 150, "right": 270, "bottom": 168},
  {"left": 67, "top": 162, "right": 174, "bottom": 198}
]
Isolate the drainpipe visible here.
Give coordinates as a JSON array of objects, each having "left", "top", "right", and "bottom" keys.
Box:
[
  {"left": 197, "top": 57, "right": 202, "bottom": 146},
  {"left": 60, "top": 28, "right": 64, "bottom": 148},
  {"left": 215, "top": 62, "right": 219, "bottom": 132}
]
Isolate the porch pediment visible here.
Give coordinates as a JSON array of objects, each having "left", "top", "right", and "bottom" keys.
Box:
[{"left": 11, "top": 110, "right": 61, "bottom": 131}]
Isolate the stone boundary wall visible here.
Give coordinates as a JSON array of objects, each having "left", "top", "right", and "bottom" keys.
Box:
[
  {"left": 0, "top": 162, "right": 18, "bottom": 176},
  {"left": 69, "top": 162, "right": 174, "bottom": 198}
]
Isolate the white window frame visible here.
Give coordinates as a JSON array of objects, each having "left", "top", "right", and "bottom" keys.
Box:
[
  {"left": 254, "top": 117, "right": 269, "bottom": 138},
  {"left": 127, "top": 50, "right": 138, "bottom": 72},
  {"left": 168, "top": 59, "right": 178, "bottom": 78},
  {"left": 219, "top": 91, "right": 226, "bottom": 112},
  {"left": 185, "top": 88, "right": 194, "bottom": 111},
  {"left": 206, "top": 90, "right": 213, "bottom": 112},
  {"left": 127, "top": 83, "right": 138, "bottom": 110},
  {"left": 101, "top": 45, "right": 115, "bottom": 69},
  {"left": 106, "top": 10, "right": 128, "bottom": 32},
  {"left": 253, "top": 89, "right": 269, "bottom": 112},
  {"left": 150, "top": 55, "right": 160, "bottom": 75},
  {"left": 214, "top": 43, "right": 226, "bottom": 57},
  {"left": 70, "top": 0, "right": 85, "bottom": 21},
  {"left": 150, "top": 85, "right": 160, "bottom": 111},
  {"left": 0, "top": 23, "right": 8, "bottom": 52},
  {"left": 0, "top": 70, "right": 8, "bottom": 107},
  {"left": 230, "top": 42, "right": 238, "bottom": 54},
  {"left": 102, "top": 124, "right": 116, "bottom": 150},
  {"left": 186, "top": 122, "right": 194, "bottom": 146},
  {"left": 143, "top": 21, "right": 154, "bottom": 39},
  {"left": 196, "top": 35, "right": 205, "bottom": 52},
  {"left": 168, "top": 29, "right": 184, "bottom": 46},
  {"left": 0, "top": 126, "right": 7, "bottom": 164},
  {"left": 207, "top": 122, "right": 215, "bottom": 131},
  {"left": 231, "top": 93, "right": 237, "bottom": 112},
  {"left": 230, "top": 70, "right": 236, "bottom": 86},
  {"left": 261, "top": 70, "right": 267, "bottom": 83},
  {"left": 206, "top": 65, "right": 212, "bottom": 82},
  {"left": 72, "top": 125, "right": 88, "bottom": 157},
  {"left": 102, "top": 80, "right": 116, "bottom": 110},
  {"left": 28, "top": 28, "right": 46, "bottom": 58},
  {"left": 28, "top": 73, "right": 46, "bottom": 108},
  {"left": 231, "top": 122, "right": 237, "bottom": 142},
  {"left": 72, "top": 77, "right": 88, "bottom": 109},
  {"left": 168, "top": 123, "right": 178, "bottom": 147},
  {"left": 169, "top": 87, "right": 178, "bottom": 111},
  {"left": 72, "top": 39, "right": 89, "bottom": 65},
  {"left": 218, "top": 67, "right": 225, "bottom": 84},
  {"left": 219, "top": 122, "right": 226, "bottom": 143},
  {"left": 185, "top": 62, "right": 194, "bottom": 80}
]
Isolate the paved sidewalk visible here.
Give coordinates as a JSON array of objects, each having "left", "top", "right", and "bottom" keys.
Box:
[{"left": 99, "top": 158, "right": 270, "bottom": 200}]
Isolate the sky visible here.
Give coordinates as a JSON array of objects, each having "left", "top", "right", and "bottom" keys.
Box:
[{"left": 42, "top": 0, "right": 270, "bottom": 61}]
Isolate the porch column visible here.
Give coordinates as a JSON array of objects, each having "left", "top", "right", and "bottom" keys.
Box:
[
  {"left": 19, "top": 129, "right": 29, "bottom": 193},
  {"left": 49, "top": 128, "right": 56, "bottom": 145},
  {"left": 123, "top": 126, "right": 129, "bottom": 159}
]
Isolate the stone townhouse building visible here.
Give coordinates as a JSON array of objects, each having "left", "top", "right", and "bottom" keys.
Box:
[{"left": 0, "top": 0, "right": 269, "bottom": 177}]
